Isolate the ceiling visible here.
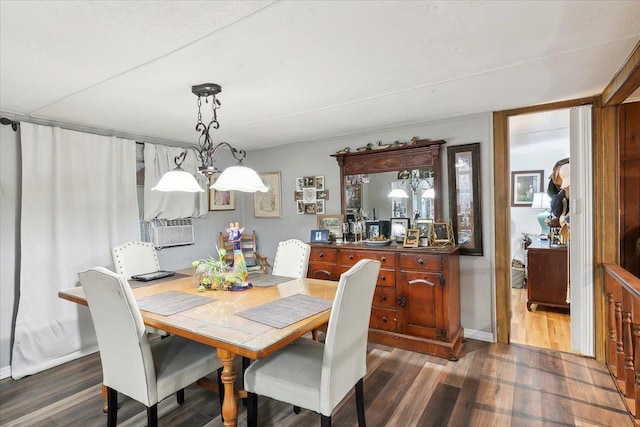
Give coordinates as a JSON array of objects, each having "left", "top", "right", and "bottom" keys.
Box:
[{"left": 1, "top": 1, "right": 639, "bottom": 151}]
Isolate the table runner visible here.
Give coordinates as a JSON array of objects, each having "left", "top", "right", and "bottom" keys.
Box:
[
  {"left": 235, "top": 293, "right": 333, "bottom": 329},
  {"left": 136, "top": 291, "right": 216, "bottom": 316},
  {"left": 248, "top": 273, "right": 295, "bottom": 288}
]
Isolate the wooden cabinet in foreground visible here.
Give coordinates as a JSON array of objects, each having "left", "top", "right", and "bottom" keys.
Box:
[{"left": 308, "top": 243, "right": 463, "bottom": 360}]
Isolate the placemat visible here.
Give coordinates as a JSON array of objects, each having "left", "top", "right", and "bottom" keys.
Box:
[
  {"left": 136, "top": 291, "right": 216, "bottom": 316},
  {"left": 235, "top": 294, "right": 333, "bottom": 329},
  {"left": 130, "top": 272, "right": 190, "bottom": 288},
  {"left": 248, "top": 273, "right": 296, "bottom": 288}
]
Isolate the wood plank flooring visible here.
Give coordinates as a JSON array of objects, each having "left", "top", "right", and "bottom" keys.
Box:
[
  {"left": 511, "top": 287, "right": 572, "bottom": 352},
  {"left": 0, "top": 339, "right": 633, "bottom": 426}
]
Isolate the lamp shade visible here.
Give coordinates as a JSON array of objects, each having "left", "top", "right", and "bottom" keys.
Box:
[
  {"left": 388, "top": 188, "right": 409, "bottom": 198},
  {"left": 211, "top": 165, "right": 268, "bottom": 193},
  {"left": 421, "top": 188, "right": 435, "bottom": 199},
  {"left": 530, "top": 192, "right": 551, "bottom": 210},
  {"left": 151, "top": 168, "right": 204, "bottom": 192}
]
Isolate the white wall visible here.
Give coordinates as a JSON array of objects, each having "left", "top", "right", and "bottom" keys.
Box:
[{"left": 0, "top": 112, "right": 497, "bottom": 377}]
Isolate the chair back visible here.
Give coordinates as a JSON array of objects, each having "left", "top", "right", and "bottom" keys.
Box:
[
  {"left": 218, "top": 231, "right": 264, "bottom": 272},
  {"left": 320, "top": 259, "right": 381, "bottom": 415},
  {"left": 79, "top": 267, "right": 157, "bottom": 406},
  {"left": 111, "top": 241, "right": 160, "bottom": 279},
  {"left": 272, "top": 239, "right": 311, "bottom": 278}
]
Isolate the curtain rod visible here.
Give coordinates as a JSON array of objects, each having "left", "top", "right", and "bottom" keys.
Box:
[{"left": 0, "top": 112, "right": 193, "bottom": 148}]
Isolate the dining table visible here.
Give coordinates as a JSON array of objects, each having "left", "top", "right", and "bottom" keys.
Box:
[{"left": 58, "top": 270, "right": 338, "bottom": 427}]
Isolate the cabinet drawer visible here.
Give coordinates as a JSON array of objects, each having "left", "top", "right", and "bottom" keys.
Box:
[
  {"left": 341, "top": 250, "right": 395, "bottom": 267},
  {"left": 399, "top": 253, "right": 441, "bottom": 271},
  {"left": 308, "top": 263, "right": 339, "bottom": 280},
  {"left": 310, "top": 248, "right": 337, "bottom": 262},
  {"left": 370, "top": 307, "right": 397, "bottom": 332},
  {"left": 376, "top": 268, "right": 395, "bottom": 287},
  {"left": 373, "top": 286, "right": 396, "bottom": 308}
]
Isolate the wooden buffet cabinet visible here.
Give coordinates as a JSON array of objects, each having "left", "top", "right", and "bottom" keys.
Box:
[{"left": 308, "top": 243, "right": 463, "bottom": 360}]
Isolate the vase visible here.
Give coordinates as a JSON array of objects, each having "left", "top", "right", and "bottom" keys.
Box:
[{"left": 233, "top": 249, "right": 248, "bottom": 284}]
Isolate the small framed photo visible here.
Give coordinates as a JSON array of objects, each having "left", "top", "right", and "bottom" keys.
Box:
[
  {"left": 302, "top": 176, "right": 315, "bottom": 187},
  {"left": 316, "top": 189, "right": 329, "bottom": 200},
  {"left": 390, "top": 217, "right": 410, "bottom": 241},
  {"left": 304, "top": 203, "right": 316, "bottom": 214},
  {"left": 316, "top": 199, "right": 325, "bottom": 214},
  {"left": 254, "top": 172, "right": 281, "bottom": 218},
  {"left": 296, "top": 200, "right": 305, "bottom": 215},
  {"left": 317, "top": 214, "right": 344, "bottom": 240},
  {"left": 209, "top": 176, "right": 235, "bottom": 211},
  {"left": 366, "top": 221, "right": 381, "bottom": 240},
  {"left": 315, "top": 175, "right": 325, "bottom": 190},
  {"left": 432, "top": 220, "right": 455, "bottom": 246},
  {"left": 310, "top": 229, "right": 331, "bottom": 243},
  {"left": 511, "top": 170, "right": 544, "bottom": 206},
  {"left": 403, "top": 229, "right": 420, "bottom": 248},
  {"left": 414, "top": 219, "right": 433, "bottom": 246}
]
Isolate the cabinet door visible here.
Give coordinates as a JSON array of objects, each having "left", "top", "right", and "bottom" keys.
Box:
[{"left": 398, "top": 270, "right": 444, "bottom": 340}]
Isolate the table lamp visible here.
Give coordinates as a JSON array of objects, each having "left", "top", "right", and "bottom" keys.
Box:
[{"left": 531, "top": 192, "right": 551, "bottom": 234}]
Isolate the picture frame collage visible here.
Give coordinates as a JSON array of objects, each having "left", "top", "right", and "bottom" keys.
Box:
[{"left": 295, "top": 175, "right": 328, "bottom": 215}]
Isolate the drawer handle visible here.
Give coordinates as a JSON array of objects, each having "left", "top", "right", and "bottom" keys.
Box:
[
  {"left": 381, "top": 316, "right": 388, "bottom": 323},
  {"left": 381, "top": 295, "right": 387, "bottom": 301},
  {"left": 380, "top": 256, "right": 386, "bottom": 262},
  {"left": 319, "top": 253, "right": 324, "bottom": 258},
  {"left": 417, "top": 258, "right": 424, "bottom": 265},
  {"left": 380, "top": 275, "right": 386, "bottom": 281},
  {"left": 397, "top": 296, "right": 407, "bottom": 307},
  {"left": 348, "top": 255, "right": 354, "bottom": 260}
]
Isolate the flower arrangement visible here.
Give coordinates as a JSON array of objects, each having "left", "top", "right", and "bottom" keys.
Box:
[{"left": 192, "top": 248, "right": 230, "bottom": 291}]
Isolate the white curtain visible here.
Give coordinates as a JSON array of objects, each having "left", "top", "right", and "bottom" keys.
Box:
[
  {"left": 11, "top": 123, "right": 140, "bottom": 379},
  {"left": 143, "top": 143, "right": 208, "bottom": 220}
]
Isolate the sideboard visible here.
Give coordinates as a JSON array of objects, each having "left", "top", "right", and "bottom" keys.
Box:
[{"left": 308, "top": 242, "right": 463, "bottom": 360}]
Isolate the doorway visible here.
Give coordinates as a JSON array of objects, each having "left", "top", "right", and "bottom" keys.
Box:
[{"left": 508, "top": 109, "right": 571, "bottom": 352}]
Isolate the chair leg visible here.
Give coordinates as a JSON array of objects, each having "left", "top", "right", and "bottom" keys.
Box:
[
  {"left": 147, "top": 404, "right": 158, "bottom": 427},
  {"left": 242, "top": 357, "right": 251, "bottom": 407},
  {"left": 176, "top": 388, "right": 185, "bottom": 405},
  {"left": 321, "top": 414, "right": 331, "bottom": 427},
  {"left": 216, "top": 367, "right": 225, "bottom": 412},
  {"left": 247, "top": 392, "right": 258, "bottom": 427},
  {"left": 356, "top": 378, "right": 366, "bottom": 427},
  {"left": 106, "top": 387, "right": 117, "bottom": 427}
]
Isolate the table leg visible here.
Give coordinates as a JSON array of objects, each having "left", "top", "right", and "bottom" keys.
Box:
[{"left": 217, "top": 348, "right": 237, "bottom": 427}]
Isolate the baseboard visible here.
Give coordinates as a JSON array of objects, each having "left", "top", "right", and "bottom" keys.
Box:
[
  {"left": 464, "top": 328, "right": 494, "bottom": 343},
  {"left": 0, "top": 365, "right": 11, "bottom": 380}
]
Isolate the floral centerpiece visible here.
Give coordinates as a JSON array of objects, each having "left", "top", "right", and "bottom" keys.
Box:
[{"left": 192, "top": 248, "right": 231, "bottom": 291}]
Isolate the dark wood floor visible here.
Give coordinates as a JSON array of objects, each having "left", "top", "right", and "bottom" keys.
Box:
[{"left": 0, "top": 339, "right": 634, "bottom": 427}]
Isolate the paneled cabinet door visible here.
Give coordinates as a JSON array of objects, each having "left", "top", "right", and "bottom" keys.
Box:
[{"left": 397, "top": 270, "right": 444, "bottom": 340}]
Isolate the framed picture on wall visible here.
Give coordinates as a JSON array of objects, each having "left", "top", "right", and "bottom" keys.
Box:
[
  {"left": 254, "top": 172, "right": 281, "bottom": 218},
  {"left": 511, "top": 170, "right": 543, "bottom": 206},
  {"left": 209, "top": 176, "right": 235, "bottom": 211}
]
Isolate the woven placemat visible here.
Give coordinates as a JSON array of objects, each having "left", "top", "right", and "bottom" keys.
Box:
[
  {"left": 136, "top": 291, "right": 216, "bottom": 316},
  {"left": 248, "top": 273, "right": 296, "bottom": 288},
  {"left": 235, "top": 293, "right": 332, "bottom": 329}
]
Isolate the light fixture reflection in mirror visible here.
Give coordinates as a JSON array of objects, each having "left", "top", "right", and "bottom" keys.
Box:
[{"left": 388, "top": 188, "right": 409, "bottom": 198}]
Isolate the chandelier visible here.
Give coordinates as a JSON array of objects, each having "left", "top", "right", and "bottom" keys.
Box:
[{"left": 152, "top": 84, "right": 267, "bottom": 193}]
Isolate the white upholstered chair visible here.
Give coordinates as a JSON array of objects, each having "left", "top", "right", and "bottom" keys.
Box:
[
  {"left": 244, "top": 259, "right": 381, "bottom": 427},
  {"left": 111, "top": 241, "right": 160, "bottom": 280},
  {"left": 111, "top": 241, "right": 167, "bottom": 336},
  {"left": 272, "top": 238, "right": 311, "bottom": 279},
  {"left": 79, "top": 267, "right": 222, "bottom": 427}
]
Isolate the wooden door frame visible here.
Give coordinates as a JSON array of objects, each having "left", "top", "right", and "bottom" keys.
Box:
[{"left": 493, "top": 41, "right": 640, "bottom": 361}]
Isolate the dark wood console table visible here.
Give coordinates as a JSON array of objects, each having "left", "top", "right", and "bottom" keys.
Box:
[{"left": 526, "top": 241, "right": 570, "bottom": 311}]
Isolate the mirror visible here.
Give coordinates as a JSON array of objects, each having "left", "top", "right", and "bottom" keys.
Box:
[
  {"left": 332, "top": 138, "right": 445, "bottom": 230},
  {"left": 345, "top": 169, "right": 435, "bottom": 221}
]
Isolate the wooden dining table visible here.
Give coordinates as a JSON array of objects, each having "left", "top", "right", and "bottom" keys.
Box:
[{"left": 58, "top": 271, "right": 338, "bottom": 427}]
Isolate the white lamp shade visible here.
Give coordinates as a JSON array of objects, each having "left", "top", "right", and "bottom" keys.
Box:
[
  {"left": 151, "top": 168, "right": 204, "bottom": 192},
  {"left": 421, "top": 188, "right": 435, "bottom": 199},
  {"left": 531, "top": 192, "right": 551, "bottom": 209},
  {"left": 388, "top": 188, "right": 409, "bottom": 198},
  {"left": 211, "top": 165, "right": 268, "bottom": 193}
]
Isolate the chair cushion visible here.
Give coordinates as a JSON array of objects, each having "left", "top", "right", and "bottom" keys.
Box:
[
  {"left": 152, "top": 335, "right": 221, "bottom": 402},
  {"left": 244, "top": 338, "right": 324, "bottom": 413}
]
